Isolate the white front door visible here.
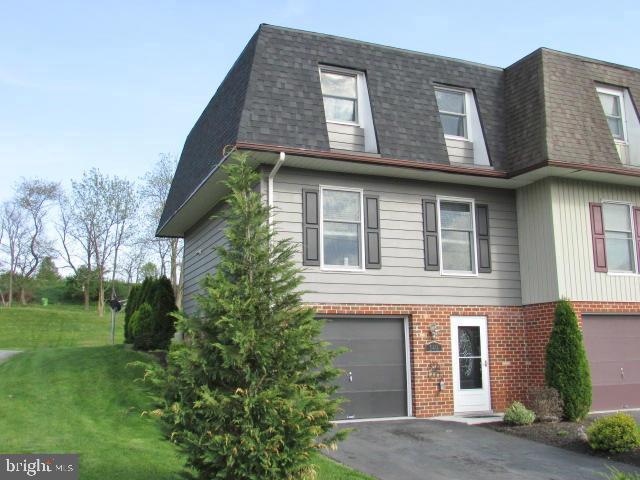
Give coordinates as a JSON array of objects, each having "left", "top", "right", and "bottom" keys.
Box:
[{"left": 450, "top": 316, "right": 491, "bottom": 413}]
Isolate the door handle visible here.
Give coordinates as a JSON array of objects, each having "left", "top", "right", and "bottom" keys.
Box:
[
  {"left": 348, "top": 371, "right": 353, "bottom": 382},
  {"left": 621, "top": 367, "right": 625, "bottom": 380}
]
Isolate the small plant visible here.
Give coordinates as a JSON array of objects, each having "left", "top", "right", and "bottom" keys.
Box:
[
  {"left": 528, "top": 386, "right": 564, "bottom": 422},
  {"left": 545, "top": 300, "right": 592, "bottom": 421},
  {"left": 601, "top": 467, "right": 640, "bottom": 480},
  {"left": 587, "top": 413, "right": 640, "bottom": 453},
  {"left": 130, "top": 303, "right": 154, "bottom": 351},
  {"left": 504, "top": 401, "right": 536, "bottom": 426}
]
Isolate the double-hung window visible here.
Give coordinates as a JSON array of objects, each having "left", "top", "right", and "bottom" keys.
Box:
[
  {"left": 435, "top": 87, "right": 469, "bottom": 139},
  {"left": 438, "top": 198, "right": 477, "bottom": 275},
  {"left": 597, "top": 86, "right": 627, "bottom": 143},
  {"left": 321, "top": 187, "right": 363, "bottom": 269},
  {"left": 603, "top": 202, "right": 636, "bottom": 273},
  {"left": 320, "top": 70, "right": 358, "bottom": 124}
]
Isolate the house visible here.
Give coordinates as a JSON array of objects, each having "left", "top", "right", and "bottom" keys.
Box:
[{"left": 157, "top": 25, "right": 640, "bottom": 420}]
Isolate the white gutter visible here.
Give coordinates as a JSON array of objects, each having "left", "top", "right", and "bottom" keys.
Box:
[{"left": 268, "top": 151, "right": 286, "bottom": 226}]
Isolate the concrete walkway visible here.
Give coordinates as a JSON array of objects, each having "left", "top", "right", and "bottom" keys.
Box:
[
  {"left": 326, "top": 419, "right": 639, "bottom": 480},
  {"left": 0, "top": 350, "right": 21, "bottom": 363}
]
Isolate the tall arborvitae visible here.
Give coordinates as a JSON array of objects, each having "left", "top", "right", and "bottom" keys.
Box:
[
  {"left": 147, "top": 153, "right": 345, "bottom": 479},
  {"left": 545, "top": 300, "right": 592, "bottom": 421},
  {"left": 149, "top": 276, "right": 176, "bottom": 350},
  {"left": 123, "top": 284, "right": 140, "bottom": 343}
]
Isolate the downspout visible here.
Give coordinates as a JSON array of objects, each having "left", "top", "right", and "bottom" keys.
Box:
[{"left": 268, "top": 151, "right": 286, "bottom": 227}]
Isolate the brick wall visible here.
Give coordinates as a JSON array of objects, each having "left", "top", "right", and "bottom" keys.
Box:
[{"left": 311, "top": 301, "right": 640, "bottom": 418}]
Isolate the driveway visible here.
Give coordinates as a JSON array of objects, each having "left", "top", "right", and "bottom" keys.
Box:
[
  {"left": 0, "top": 350, "right": 21, "bottom": 363},
  {"left": 325, "top": 419, "right": 640, "bottom": 480}
]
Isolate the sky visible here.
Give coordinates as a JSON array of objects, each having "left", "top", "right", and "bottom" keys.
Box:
[{"left": 1, "top": 0, "right": 639, "bottom": 203}]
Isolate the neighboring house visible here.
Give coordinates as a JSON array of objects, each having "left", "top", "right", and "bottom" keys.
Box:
[{"left": 158, "top": 25, "right": 640, "bottom": 420}]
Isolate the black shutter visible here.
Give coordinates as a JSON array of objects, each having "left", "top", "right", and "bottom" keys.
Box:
[
  {"left": 475, "top": 204, "right": 492, "bottom": 273},
  {"left": 364, "top": 195, "right": 381, "bottom": 269},
  {"left": 302, "top": 188, "right": 320, "bottom": 266},
  {"left": 422, "top": 199, "right": 439, "bottom": 271}
]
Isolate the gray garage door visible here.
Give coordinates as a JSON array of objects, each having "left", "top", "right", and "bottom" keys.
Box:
[
  {"left": 321, "top": 316, "right": 409, "bottom": 420},
  {"left": 583, "top": 315, "right": 640, "bottom": 411}
]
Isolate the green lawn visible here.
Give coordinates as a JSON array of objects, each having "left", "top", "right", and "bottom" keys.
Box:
[
  {"left": 0, "top": 343, "right": 371, "bottom": 479},
  {"left": 0, "top": 304, "right": 123, "bottom": 349}
]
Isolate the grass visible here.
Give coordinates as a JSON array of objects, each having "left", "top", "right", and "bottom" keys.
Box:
[
  {"left": 0, "top": 304, "right": 123, "bottom": 349},
  {"left": 0, "top": 343, "right": 372, "bottom": 479}
]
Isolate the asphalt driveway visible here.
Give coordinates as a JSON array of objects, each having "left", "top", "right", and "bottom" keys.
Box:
[
  {"left": 325, "top": 419, "right": 640, "bottom": 480},
  {"left": 0, "top": 350, "right": 20, "bottom": 363}
]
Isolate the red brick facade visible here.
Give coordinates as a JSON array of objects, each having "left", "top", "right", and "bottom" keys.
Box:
[{"left": 311, "top": 301, "right": 640, "bottom": 418}]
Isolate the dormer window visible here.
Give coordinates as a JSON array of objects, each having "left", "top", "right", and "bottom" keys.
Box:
[
  {"left": 435, "top": 87, "right": 469, "bottom": 139},
  {"left": 597, "top": 86, "right": 626, "bottom": 142},
  {"left": 319, "top": 66, "right": 378, "bottom": 154},
  {"left": 320, "top": 71, "right": 358, "bottom": 123},
  {"left": 434, "top": 85, "right": 490, "bottom": 167}
]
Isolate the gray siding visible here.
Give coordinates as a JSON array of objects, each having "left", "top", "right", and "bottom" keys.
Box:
[
  {"left": 445, "top": 138, "right": 474, "bottom": 165},
  {"left": 327, "top": 123, "right": 365, "bottom": 152},
  {"left": 516, "top": 180, "right": 560, "bottom": 304},
  {"left": 551, "top": 178, "right": 640, "bottom": 302},
  {"left": 272, "top": 167, "right": 521, "bottom": 306},
  {"left": 182, "top": 204, "right": 227, "bottom": 316}
]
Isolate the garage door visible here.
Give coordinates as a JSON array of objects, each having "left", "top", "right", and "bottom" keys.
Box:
[
  {"left": 583, "top": 315, "right": 640, "bottom": 411},
  {"left": 321, "top": 316, "right": 410, "bottom": 420}
]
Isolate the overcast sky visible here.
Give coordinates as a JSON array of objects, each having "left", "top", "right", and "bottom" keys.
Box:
[{"left": 2, "top": 0, "right": 639, "bottom": 202}]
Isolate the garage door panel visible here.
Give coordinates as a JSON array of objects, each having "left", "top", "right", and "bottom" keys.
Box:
[
  {"left": 327, "top": 339, "right": 405, "bottom": 366},
  {"left": 583, "top": 315, "right": 640, "bottom": 411},
  {"left": 321, "top": 316, "right": 409, "bottom": 420},
  {"left": 334, "top": 364, "right": 407, "bottom": 392},
  {"left": 339, "top": 391, "right": 408, "bottom": 419}
]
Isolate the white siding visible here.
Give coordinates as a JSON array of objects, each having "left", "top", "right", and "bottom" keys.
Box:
[
  {"left": 516, "top": 179, "right": 560, "bottom": 304},
  {"left": 272, "top": 167, "right": 521, "bottom": 306},
  {"left": 182, "top": 204, "right": 227, "bottom": 316},
  {"left": 551, "top": 178, "right": 640, "bottom": 302}
]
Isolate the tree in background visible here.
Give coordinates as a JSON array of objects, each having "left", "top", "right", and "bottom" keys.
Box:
[
  {"left": 147, "top": 154, "right": 345, "bottom": 479},
  {"left": 0, "top": 201, "right": 29, "bottom": 306},
  {"left": 36, "top": 256, "right": 60, "bottom": 283},
  {"left": 140, "top": 153, "right": 183, "bottom": 307},
  {"left": 545, "top": 300, "right": 592, "bottom": 421}
]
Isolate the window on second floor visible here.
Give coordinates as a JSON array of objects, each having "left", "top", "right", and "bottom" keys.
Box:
[
  {"left": 438, "top": 198, "right": 477, "bottom": 275},
  {"left": 320, "top": 70, "right": 358, "bottom": 123},
  {"left": 435, "top": 87, "right": 468, "bottom": 139},
  {"left": 597, "top": 87, "right": 627, "bottom": 142},
  {"left": 321, "top": 187, "right": 363, "bottom": 269},
  {"left": 603, "top": 202, "right": 637, "bottom": 273}
]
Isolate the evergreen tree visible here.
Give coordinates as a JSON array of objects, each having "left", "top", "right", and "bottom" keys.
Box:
[
  {"left": 149, "top": 276, "right": 176, "bottom": 350},
  {"left": 148, "top": 153, "right": 345, "bottom": 479},
  {"left": 124, "top": 284, "right": 140, "bottom": 343},
  {"left": 545, "top": 300, "right": 592, "bottom": 421}
]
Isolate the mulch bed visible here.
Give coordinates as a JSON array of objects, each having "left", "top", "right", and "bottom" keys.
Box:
[{"left": 483, "top": 419, "right": 640, "bottom": 468}]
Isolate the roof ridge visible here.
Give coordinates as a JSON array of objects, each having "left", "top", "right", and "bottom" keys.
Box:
[{"left": 258, "top": 23, "right": 504, "bottom": 72}]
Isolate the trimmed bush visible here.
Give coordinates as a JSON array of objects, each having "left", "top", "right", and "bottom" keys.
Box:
[
  {"left": 130, "top": 303, "right": 155, "bottom": 351},
  {"left": 124, "top": 285, "right": 140, "bottom": 343},
  {"left": 528, "top": 386, "right": 564, "bottom": 423},
  {"left": 587, "top": 413, "right": 640, "bottom": 453},
  {"left": 545, "top": 300, "right": 592, "bottom": 421},
  {"left": 149, "top": 276, "right": 177, "bottom": 350},
  {"left": 504, "top": 401, "right": 536, "bottom": 426}
]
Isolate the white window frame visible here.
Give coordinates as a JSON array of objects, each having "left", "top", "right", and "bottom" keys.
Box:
[
  {"left": 437, "top": 196, "right": 478, "bottom": 277},
  {"left": 601, "top": 200, "right": 638, "bottom": 276},
  {"left": 319, "top": 66, "right": 361, "bottom": 126},
  {"left": 596, "top": 85, "right": 628, "bottom": 144},
  {"left": 434, "top": 85, "right": 472, "bottom": 141},
  {"left": 319, "top": 185, "right": 365, "bottom": 272}
]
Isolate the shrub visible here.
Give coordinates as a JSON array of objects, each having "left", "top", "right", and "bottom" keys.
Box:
[
  {"left": 124, "top": 285, "right": 140, "bottom": 343},
  {"left": 504, "top": 401, "right": 536, "bottom": 426},
  {"left": 587, "top": 413, "right": 640, "bottom": 453},
  {"left": 545, "top": 300, "right": 592, "bottom": 421},
  {"left": 149, "top": 276, "right": 176, "bottom": 350},
  {"left": 603, "top": 467, "right": 640, "bottom": 480},
  {"left": 130, "top": 303, "right": 155, "bottom": 351},
  {"left": 528, "top": 386, "right": 564, "bottom": 422},
  {"left": 143, "top": 154, "right": 345, "bottom": 479}
]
